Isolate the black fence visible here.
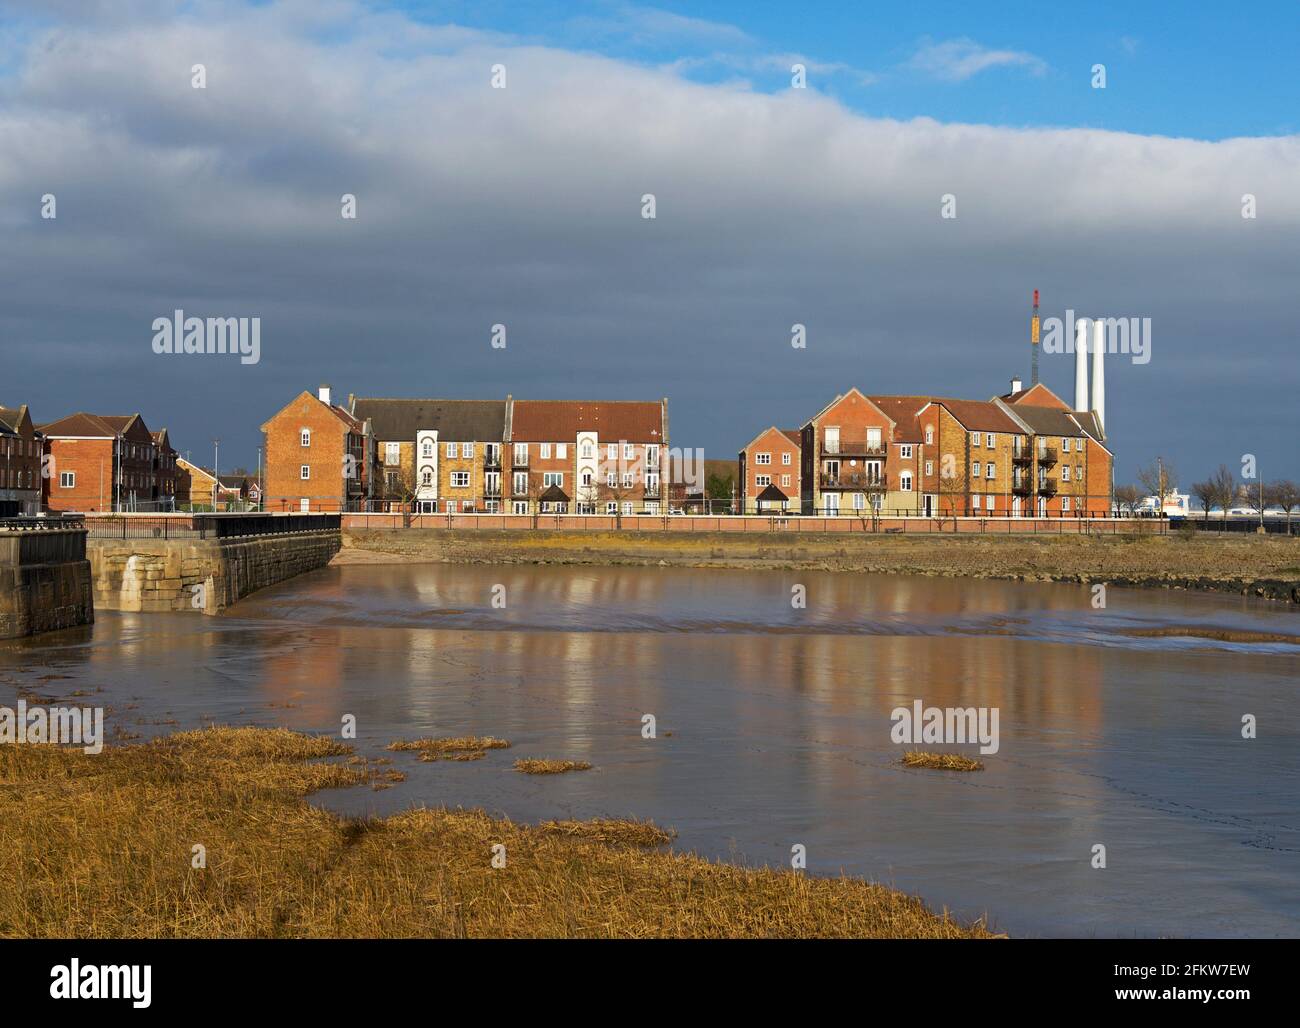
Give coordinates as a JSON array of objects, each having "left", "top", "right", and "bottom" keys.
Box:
[
  {"left": 0, "top": 514, "right": 86, "bottom": 532},
  {"left": 81, "top": 513, "right": 340, "bottom": 540},
  {"left": 1171, "top": 516, "right": 1297, "bottom": 535}
]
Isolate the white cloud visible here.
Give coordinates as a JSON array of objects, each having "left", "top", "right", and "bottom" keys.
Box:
[
  {"left": 0, "top": 0, "right": 1296, "bottom": 479},
  {"left": 908, "top": 37, "right": 1047, "bottom": 81}
]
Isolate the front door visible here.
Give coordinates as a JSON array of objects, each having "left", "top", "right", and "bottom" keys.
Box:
[{"left": 923, "top": 493, "right": 935, "bottom": 517}]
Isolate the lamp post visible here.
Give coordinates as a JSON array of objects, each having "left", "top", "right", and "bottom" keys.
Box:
[{"left": 212, "top": 438, "right": 220, "bottom": 513}]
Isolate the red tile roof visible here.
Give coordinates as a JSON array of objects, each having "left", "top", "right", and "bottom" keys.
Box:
[
  {"left": 927, "top": 398, "right": 1023, "bottom": 433},
  {"left": 866, "top": 396, "right": 930, "bottom": 442},
  {"left": 510, "top": 400, "right": 664, "bottom": 442}
]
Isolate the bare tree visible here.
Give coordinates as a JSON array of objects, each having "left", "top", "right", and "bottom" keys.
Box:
[
  {"left": 1113, "top": 484, "right": 1141, "bottom": 516},
  {"left": 1136, "top": 460, "right": 1177, "bottom": 515},
  {"left": 1272, "top": 480, "right": 1299, "bottom": 535},
  {"left": 1207, "top": 464, "right": 1236, "bottom": 522},
  {"left": 1190, "top": 478, "right": 1216, "bottom": 522}
]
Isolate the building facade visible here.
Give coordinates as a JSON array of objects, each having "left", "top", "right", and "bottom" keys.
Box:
[
  {"left": 508, "top": 399, "right": 668, "bottom": 515},
  {"left": 261, "top": 386, "right": 376, "bottom": 512},
  {"left": 738, "top": 426, "right": 800, "bottom": 513},
  {"left": 0, "top": 404, "right": 42, "bottom": 516},
  {"left": 348, "top": 398, "right": 509, "bottom": 513},
  {"left": 39, "top": 412, "right": 165, "bottom": 513}
]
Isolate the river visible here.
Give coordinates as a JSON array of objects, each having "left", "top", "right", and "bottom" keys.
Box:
[{"left": 3, "top": 563, "right": 1298, "bottom": 938}]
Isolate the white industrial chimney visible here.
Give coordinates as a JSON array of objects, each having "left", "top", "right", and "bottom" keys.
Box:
[
  {"left": 1091, "top": 319, "right": 1105, "bottom": 432},
  {"left": 1074, "top": 319, "right": 1089, "bottom": 412},
  {"left": 318, "top": 384, "right": 331, "bottom": 406}
]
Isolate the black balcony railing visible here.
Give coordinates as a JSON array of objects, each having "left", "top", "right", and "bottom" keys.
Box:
[
  {"left": 822, "top": 443, "right": 886, "bottom": 458},
  {"left": 1037, "top": 447, "right": 1059, "bottom": 465},
  {"left": 1012, "top": 450, "right": 1034, "bottom": 465},
  {"left": 1038, "top": 480, "right": 1058, "bottom": 496},
  {"left": 1012, "top": 479, "right": 1034, "bottom": 495},
  {"left": 820, "top": 473, "right": 888, "bottom": 490}
]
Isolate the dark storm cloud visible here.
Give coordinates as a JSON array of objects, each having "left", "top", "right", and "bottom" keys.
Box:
[{"left": 2, "top": 0, "right": 1297, "bottom": 481}]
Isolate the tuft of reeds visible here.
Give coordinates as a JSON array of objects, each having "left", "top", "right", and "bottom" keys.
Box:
[
  {"left": 513, "top": 759, "right": 592, "bottom": 775},
  {"left": 538, "top": 818, "right": 675, "bottom": 847},
  {"left": 388, "top": 736, "right": 510, "bottom": 754},
  {"left": 0, "top": 727, "right": 999, "bottom": 939},
  {"left": 901, "top": 751, "right": 985, "bottom": 772}
]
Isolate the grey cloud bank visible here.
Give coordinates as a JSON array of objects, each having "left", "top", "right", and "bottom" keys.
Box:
[{"left": 2, "top": 0, "right": 1297, "bottom": 481}]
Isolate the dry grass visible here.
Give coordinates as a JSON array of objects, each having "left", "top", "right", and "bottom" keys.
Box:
[
  {"left": 388, "top": 736, "right": 510, "bottom": 754},
  {"left": 901, "top": 751, "right": 985, "bottom": 772},
  {"left": 538, "top": 818, "right": 675, "bottom": 848},
  {"left": 513, "top": 758, "right": 592, "bottom": 775},
  {"left": 0, "top": 727, "right": 998, "bottom": 939}
]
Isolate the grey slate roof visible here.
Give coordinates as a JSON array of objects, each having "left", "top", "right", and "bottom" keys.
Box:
[{"left": 350, "top": 398, "right": 507, "bottom": 442}]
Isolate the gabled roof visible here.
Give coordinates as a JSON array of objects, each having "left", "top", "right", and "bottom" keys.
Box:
[
  {"left": 351, "top": 398, "right": 507, "bottom": 442},
  {"left": 994, "top": 400, "right": 1086, "bottom": 438},
  {"left": 177, "top": 457, "right": 217, "bottom": 483},
  {"left": 739, "top": 425, "right": 802, "bottom": 454},
  {"left": 866, "top": 395, "right": 929, "bottom": 442},
  {"left": 0, "top": 404, "right": 33, "bottom": 435},
  {"left": 260, "top": 391, "right": 364, "bottom": 434},
  {"left": 538, "top": 483, "right": 570, "bottom": 503},
  {"left": 999, "top": 382, "right": 1069, "bottom": 410},
  {"left": 923, "top": 398, "right": 1022, "bottom": 433},
  {"left": 756, "top": 483, "right": 790, "bottom": 502},
  {"left": 39, "top": 411, "right": 152, "bottom": 440},
  {"left": 803, "top": 388, "right": 896, "bottom": 430},
  {"left": 510, "top": 400, "right": 664, "bottom": 443}
]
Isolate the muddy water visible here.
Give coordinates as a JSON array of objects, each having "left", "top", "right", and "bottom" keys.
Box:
[{"left": 3, "top": 564, "right": 1298, "bottom": 938}]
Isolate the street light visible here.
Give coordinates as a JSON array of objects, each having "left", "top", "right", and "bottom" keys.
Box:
[{"left": 212, "top": 438, "right": 220, "bottom": 513}]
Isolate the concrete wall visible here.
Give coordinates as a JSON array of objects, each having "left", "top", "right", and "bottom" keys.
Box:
[
  {"left": 0, "top": 528, "right": 94, "bottom": 639},
  {"left": 89, "top": 530, "right": 340, "bottom": 614}
]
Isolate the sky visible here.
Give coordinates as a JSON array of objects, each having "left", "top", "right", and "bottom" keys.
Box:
[{"left": 1, "top": 0, "right": 1298, "bottom": 485}]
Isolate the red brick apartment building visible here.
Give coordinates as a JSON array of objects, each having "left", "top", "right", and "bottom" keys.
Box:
[
  {"left": 795, "top": 380, "right": 1112, "bottom": 517},
  {"left": 0, "top": 404, "right": 43, "bottom": 515},
  {"left": 738, "top": 427, "right": 801, "bottom": 513},
  {"left": 40, "top": 412, "right": 176, "bottom": 513},
  {"left": 507, "top": 400, "right": 668, "bottom": 514},
  {"left": 261, "top": 386, "right": 377, "bottom": 511}
]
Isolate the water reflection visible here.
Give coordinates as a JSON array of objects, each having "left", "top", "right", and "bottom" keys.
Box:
[{"left": 2, "top": 563, "right": 1297, "bottom": 938}]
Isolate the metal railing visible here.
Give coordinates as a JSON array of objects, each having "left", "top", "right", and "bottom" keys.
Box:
[{"left": 80, "top": 513, "right": 341, "bottom": 540}]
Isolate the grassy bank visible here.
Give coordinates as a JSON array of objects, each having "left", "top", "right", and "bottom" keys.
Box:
[
  {"left": 0, "top": 727, "right": 995, "bottom": 939},
  {"left": 340, "top": 528, "right": 1300, "bottom": 604}
]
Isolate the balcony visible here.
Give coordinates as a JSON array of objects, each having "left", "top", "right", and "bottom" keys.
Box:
[
  {"left": 484, "top": 452, "right": 502, "bottom": 469},
  {"left": 1012, "top": 478, "right": 1034, "bottom": 495},
  {"left": 822, "top": 442, "right": 886, "bottom": 458},
  {"left": 643, "top": 482, "right": 661, "bottom": 497},
  {"left": 1038, "top": 479, "right": 1058, "bottom": 496},
  {"left": 1037, "top": 446, "right": 1058, "bottom": 466},
  {"left": 484, "top": 482, "right": 502, "bottom": 498},
  {"left": 1012, "top": 449, "right": 1034, "bottom": 465},
  {"left": 820, "top": 472, "right": 888, "bottom": 491}
]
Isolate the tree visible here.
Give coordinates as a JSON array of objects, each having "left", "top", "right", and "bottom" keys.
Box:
[
  {"left": 1242, "top": 475, "right": 1270, "bottom": 526},
  {"left": 1207, "top": 464, "right": 1237, "bottom": 522},
  {"left": 1272, "top": 480, "right": 1299, "bottom": 535},
  {"left": 1136, "top": 460, "right": 1177, "bottom": 515},
  {"left": 1113, "top": 484, "right": 1141, "bottom": 517},
  {"left": 1190, "top": 478, "right": 1216, "bottom": 522}
]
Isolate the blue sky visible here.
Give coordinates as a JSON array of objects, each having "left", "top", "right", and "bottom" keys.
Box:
[
  {"left": 391, "top": 0, "right": 1300, "bottom": 139},
  {"left": 2, "top": 0, "right": 1298, "bottom": 484}
]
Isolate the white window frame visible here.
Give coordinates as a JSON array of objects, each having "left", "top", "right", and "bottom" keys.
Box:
[
  {"left": 900, "top": 472, "right": 913, "bottom": 492},
  {"left": 900, "top": 444, "right": 913, "bottom": 459},
  {"left": 755, "top": 452, "right": 771, "bottom": 465},
  {"left": 556, "top": 443, "right": 567, "bottom": 459},
  {"left": 986, "top": 433, "right": 995, "bottom": 448},
  {"left": 461, "top": 442, "right": 474, "bottom": 459},
  {"left": 756, "top": 474, "right": 771, "bottom": 487},
  {"left": 972, "top": 461, "right": 981, "bottom": 478},
  {"left": 925, "top": 426, "right": 933, "bottom": 445},
  {"left": 446, "top": 442, "right": 457, "bottom": 458},
  {"left": 300, "top": 465, "right": 310, "bottom": 480},
  {"left": 970, "top": 432, "right": 980, "bottom": 447},
  {"left": 986, "top": 464, "right": 995, "bottom": 480},
  {"left": 60, "top": 470, "right": 75, "bottom": 488},
  {"left": 451, "top": 471, "right": 470, "bottom": 488},
  {"left": 782, "top": 452, "right": 791, "bottom": 465},
  {"left": 301, "top": 429, "right": 311, "bottom": 447},
  {"left": 540, "top": 443, "right": 551, "bottom": 459}
]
